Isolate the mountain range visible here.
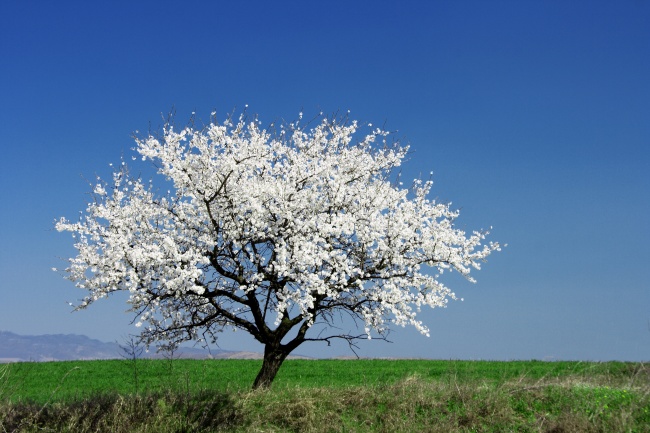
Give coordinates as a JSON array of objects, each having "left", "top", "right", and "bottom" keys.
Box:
[{"left": 0, "top": 331, "right": 272, "bottom": 362}]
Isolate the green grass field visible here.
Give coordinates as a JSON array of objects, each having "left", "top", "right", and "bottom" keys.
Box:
[
  {"left": 2, "top": 359, "right": 649, "bottom": 432},
  {"left": 3, "top": 358, "right": 642, "bottom": 402}
]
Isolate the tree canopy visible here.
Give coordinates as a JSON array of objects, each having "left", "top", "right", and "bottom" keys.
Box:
[{"left": 56, "top": 111, "right": 501, "bottom": 388}]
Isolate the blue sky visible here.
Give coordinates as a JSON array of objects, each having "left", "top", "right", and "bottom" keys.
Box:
[{"left": 1, "top": 0, "right": 648, "bottom": 361}]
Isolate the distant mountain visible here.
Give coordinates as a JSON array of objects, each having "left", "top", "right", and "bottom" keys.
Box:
[{"left": 0, "top": 331, "right": 233, "bottom": 362}]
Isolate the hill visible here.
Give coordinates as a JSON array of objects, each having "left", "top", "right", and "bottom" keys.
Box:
[{"left": 0, "top": 331, "right": 233, "bottom": 362}]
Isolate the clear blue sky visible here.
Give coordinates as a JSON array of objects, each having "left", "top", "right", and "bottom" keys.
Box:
[{"left": 1, "top": 0, "right": 648, "bottom": 361}]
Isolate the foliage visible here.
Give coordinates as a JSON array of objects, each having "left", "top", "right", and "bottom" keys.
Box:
[{"left": 55, "top": 110, "right": 500, "bottom": 387}]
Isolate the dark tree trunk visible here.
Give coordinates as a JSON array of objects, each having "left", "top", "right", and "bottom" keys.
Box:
[{"left": 252, "top": 344, "right": 290, "bottom": 389}]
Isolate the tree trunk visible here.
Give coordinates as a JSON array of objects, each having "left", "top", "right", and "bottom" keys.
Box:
[{"left": 252, "top": 344, "right": 290, "bottom": 389}]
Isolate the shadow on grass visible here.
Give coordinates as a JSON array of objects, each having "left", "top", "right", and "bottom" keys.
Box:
[{"left": 0, "top": 389, "right": 240, "bottom": 433}]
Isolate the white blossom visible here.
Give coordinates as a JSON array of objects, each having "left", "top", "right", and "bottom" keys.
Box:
[{"left": 56, "top": 110, "right": 500, "bottom": 371}]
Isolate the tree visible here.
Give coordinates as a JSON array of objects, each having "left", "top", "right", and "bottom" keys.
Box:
[
  {"left": 56, "top": 111, "right": 501, "bottom": 389},
  {"left": 118, "top": 335, "right": 144, "bottom": 393}
]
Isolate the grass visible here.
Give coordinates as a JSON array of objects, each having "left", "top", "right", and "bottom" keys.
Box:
[
  {"left": 1, "top": 359, "right": 649, "bottom": 432},
  {"left": 3, "top": 359, "right": 642, "bottom": 403}
]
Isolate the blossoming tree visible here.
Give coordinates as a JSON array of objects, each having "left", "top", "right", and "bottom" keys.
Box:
[{"left": 56, "top": 111, "right": 501, "bottom": 388}]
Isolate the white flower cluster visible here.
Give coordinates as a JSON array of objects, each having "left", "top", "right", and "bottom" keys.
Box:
[{"left": 56, "top": 112, "right": 500, "bottom": 346}]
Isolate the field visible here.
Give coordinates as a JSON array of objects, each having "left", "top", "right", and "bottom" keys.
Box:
[{"left": 1, "top": 359, "right": 649, "bottom": 432}]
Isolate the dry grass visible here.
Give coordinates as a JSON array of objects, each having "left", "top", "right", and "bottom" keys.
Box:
[{"left": 2, "top": 366, "right": 649, "bottom": 433}]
